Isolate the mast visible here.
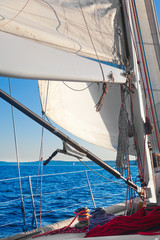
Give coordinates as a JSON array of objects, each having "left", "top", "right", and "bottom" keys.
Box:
[{"left": 124, "top": 0, "right": 158, "bottom": 203}]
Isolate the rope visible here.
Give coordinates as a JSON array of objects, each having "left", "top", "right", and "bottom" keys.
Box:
[
  {"left": 129, "top": 0, "right": 160, "bottom": 151},
  {"left": 0, "top": 0, "right": 30, "bottom": 28},
  {"left": 88, "top": 208, "right": 116, "bottom": 231},
  {"left": 95, "top": 82, "right": 108, "bottom": 112},
  {"left": 62, "top": 82, "right": 94, "bottom": 92},
  {"left": 131, "top": 0, "right": 160, "bottom": 136},
  {"left": 123, "top": 1, "right": 155, "bottom": 191},
  {"left": 8, "top": 79, "right": 26, "bottom": 231},
  {"left": 33, "top": 210, "right": 88, "bottom": 238}
]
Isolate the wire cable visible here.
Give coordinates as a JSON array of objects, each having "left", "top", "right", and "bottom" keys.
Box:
[
  {"left": 8, "top": 78, "right": 27, "bottom": 231},
  {"left": 77, "top": 158, "right": 126, "bottom": 187}
]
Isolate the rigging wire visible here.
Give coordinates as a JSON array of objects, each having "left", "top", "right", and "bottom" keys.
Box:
[
  {"left": 125, "top": 0, "right": 160, "bottom": 151},
  {"left": 131, "top": 1, "right": 160, "bottom": 138},
  {"left": 39, "top": 133, "right": 44, "bottom": 228},
  {"left": 8, "top": 78, "right": 27, "bottom": 231},
  {"left": 38, "top": 80, "right": 50, "bottom": 227},
  {"left": 33, "top": 81, "right": 50, "bottom": 227},
  {"left": 77, "top": 158, "right": 126, "bottom": 187},
  {"left": 124, "top": 0, "right": 160, "bottom": 203},
  {"left": 0, "top": 0, "right": 30, "bottom": 28},
  {"left": 41, "top": 102, "right": 137, "bottom": 189}
]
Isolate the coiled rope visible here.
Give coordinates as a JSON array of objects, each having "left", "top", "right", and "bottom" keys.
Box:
[{"left": 33, "top": 210, "right": 88, "bottom": 238}]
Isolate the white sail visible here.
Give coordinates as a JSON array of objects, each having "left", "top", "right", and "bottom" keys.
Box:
[
  {"left": 39, "top": 81, "right": 122, "bottom": 151},
  {"left": 0, "top": 0, "right": 127, "bottom": 151},
  {"left": 0, "top": 0, "right": 160, "bottom": 210},
  {"left": 0, "top": 0, "right": 126, "bottom": 82},
  {"left": 0, "top": 0, "right": 124, "bottom": 62}
]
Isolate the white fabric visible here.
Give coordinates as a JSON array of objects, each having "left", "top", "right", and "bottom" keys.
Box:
[
  {"left": 38, "top": 81, "right": 121, "bottom": 150},
  {"left": 0, "top": 0, "right": 122, "bottom": 62},
  {"left": 0, "top": 31, "right": 125, "bottom": 82}
]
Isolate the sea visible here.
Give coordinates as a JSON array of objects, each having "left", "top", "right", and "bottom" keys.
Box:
[{"left": 0, "top": 161, "right": 138, "bottom": 238}]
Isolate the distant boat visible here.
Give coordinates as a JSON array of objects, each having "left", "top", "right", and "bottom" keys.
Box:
[{"left": 0, "top": 0, "right": 160, "bottom": 239}]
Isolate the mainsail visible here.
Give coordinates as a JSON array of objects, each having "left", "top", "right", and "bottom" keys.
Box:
[
  {"left": 0, "top": 0, "right": 124, "bottom": 62},
  {"left": 0, "top": 0, "right": 129, "bottom": 151},
  {"left": 0, "top": 0, "right": 127, "bottom": 82}
]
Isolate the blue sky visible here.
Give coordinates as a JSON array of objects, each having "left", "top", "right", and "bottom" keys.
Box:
[
  {"left": 0, "top": 1, "right": 160, "bottom": 162},
  {"left": 155, "top": 0, "right": 160, "bottom": 23},
  {"left": 0, "top": 78, "right": 115, "bottom": 162}
]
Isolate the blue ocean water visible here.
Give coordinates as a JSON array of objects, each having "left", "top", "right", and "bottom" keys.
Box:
[{"left": 0, "top": 162, "right": 139, "bottom": 238}]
